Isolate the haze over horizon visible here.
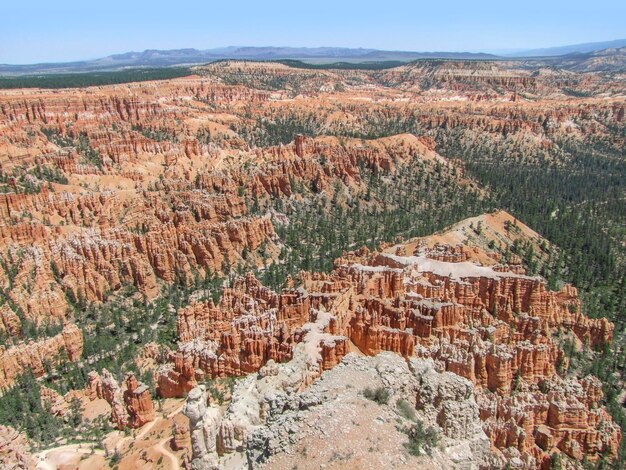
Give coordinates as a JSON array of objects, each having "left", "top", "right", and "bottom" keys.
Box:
[{"left": 2, "top": 0, "right": 625, "bottom": 64}]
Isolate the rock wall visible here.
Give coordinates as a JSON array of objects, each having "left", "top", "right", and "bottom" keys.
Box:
[
  {"left": 1, "top": 111, "right": 441, "bottom": 396},
  {"left": 158, "top": 273, "right": 346, "bottom": 397},
  {"left": 479, "top": 376, "right": 621, "bottom": 466},
  {"left": 0, "top": 112, "right": 436, "bottom": 337},
  {"left": 0, "top": 65, "right": 623, "bottom": 467}
]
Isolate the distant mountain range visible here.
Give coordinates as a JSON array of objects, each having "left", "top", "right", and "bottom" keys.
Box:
[
  {"left": 505, "top": 38, "right": 626, "bottom": 57},
  {"left": 0, "top": 48, "right": 497, "bottom": 75},
  {"left": 1, "top": 39, "right": 624, "bottom": 75}
]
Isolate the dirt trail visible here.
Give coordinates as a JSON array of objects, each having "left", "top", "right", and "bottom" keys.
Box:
[
  {"left": 155, "top": 437, "right": 181, "bottom": 470},
  {"left": 36, "top": 443, "right": 105, "bottom": 469},
  {"left": 36, "top": 402, "right": 186, "bottom": 469}
]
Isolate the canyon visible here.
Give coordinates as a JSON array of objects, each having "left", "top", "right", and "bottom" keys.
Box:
[{"left": 0, "top": 58, "right": 623, "bottom": 469}]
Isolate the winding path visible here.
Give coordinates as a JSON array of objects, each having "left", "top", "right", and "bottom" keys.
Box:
[{"left": 155, "top": 437, "right": 181, "bottom": 470}]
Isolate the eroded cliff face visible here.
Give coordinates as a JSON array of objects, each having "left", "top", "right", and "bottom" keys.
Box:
[
  {"left": 194, "top": 59, "right": 626, "bottom": 98},
  {"left": 0, "top": 323, "right": 83, "bottom": 392},
  {"left": 1, "top": 92, "right": 451, "bottom": 390},
  {"left": 0, "top": 93, "right": 444, "bottom": 335},
  {"left": 158, "top": 272, "right": 347, "bottom": 398},
  {"left": 170, "top": 212, "right": 619, "bottom": 468},
  {"left": 0, "top": 64, "right": 622, "bottom": 371},
  {"left": 123, "top": 373, "right": 156, "bottom": 428}
]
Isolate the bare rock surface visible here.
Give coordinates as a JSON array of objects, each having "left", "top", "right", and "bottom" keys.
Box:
[
  {"left": 184, "top": 351, "right": 491, "bottom": 469},
  {"left": 0, "top": 424, "right": 36, "bottom": 469}
]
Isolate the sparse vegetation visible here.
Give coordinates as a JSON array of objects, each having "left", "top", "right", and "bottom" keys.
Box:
[
  {"left": 396, "top": 399, "right": 416, "bottom": 421},
  {"left": 257, "top": 158, "right": 485, "bottom": 290},
  {"left": 363, "top": 386, "right": 390, "bottom": 405},
  {"left": 403, "top": 420, "right": 439, "bottom": 456},
  {"left": 28, "top": 164, "right": 68, "bottom": 185},
  {"left": 77, "top": 133, "right": 104, "bottom": 169}
]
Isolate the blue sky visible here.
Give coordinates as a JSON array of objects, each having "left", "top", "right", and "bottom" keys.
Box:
[{"left": 1, "top": 0, "right": 625, "bottom": 64}]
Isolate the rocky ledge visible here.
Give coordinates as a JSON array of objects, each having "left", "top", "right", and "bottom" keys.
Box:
[{"left": 186, "top": 351, "right": 493, "bottom": 470}]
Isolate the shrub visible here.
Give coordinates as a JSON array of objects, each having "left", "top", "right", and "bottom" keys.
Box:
[
  {"left": 549, "top": 452, "right": 562, "bottom": 470},
  {"left": 363, "top": 386, "right": 390, "bottom": 405},
  {"left": 396, "top": 399, "right": 416, "bottom": 421},
  {"left": 404, "top": 421, "right": 439, "bottom": 456},
  {"left": 110, "top": 449, "right": 122, "bottom": 464}
]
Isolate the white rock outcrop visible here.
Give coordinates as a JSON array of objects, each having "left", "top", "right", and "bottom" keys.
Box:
[{"left": 184, "top": 350, "right": 492, "bottom": 469}]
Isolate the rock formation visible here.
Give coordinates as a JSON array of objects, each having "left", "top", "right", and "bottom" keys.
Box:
[
  {"left": 86, "top": 369, "right": 155, "bottom": 429},
  {"left": 0, "top": 323, "right": 83, "bottom": 393},
  {"left": 158, "top": 273, "right": 347, "bottom": 397},
  {"left": 169, "top": 212, "right": 620, "bottom": 467},
  {"left": 0, "top": 425, "right": 36, "bottom": 470},
  {"left": 183, "top": 386, "right": 222, "bottom": 470},
  {"left": 0, "top": 59, "right": 623, "bottom": 468},
  {"left": 39, "top": 385, "right": 69, "bottom": 417},
  {"left": 123, "top": 373, "right": 156, "bottom": 428},
  {"left": 479, "top": 376, "right": 621, "bottom": 466},
  {"left": 184, "top": 351, "right": 492, "bottom": 469},
  {"left": 172, "top": 419, "right": 192, "bottom": 451}
]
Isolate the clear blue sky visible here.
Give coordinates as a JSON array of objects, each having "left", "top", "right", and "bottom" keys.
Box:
[{"left": 2, "top": 0, "right": 625, "bottom": 64}]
